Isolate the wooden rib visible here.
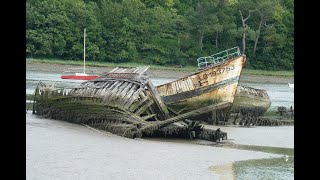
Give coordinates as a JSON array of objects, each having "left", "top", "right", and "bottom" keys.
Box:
[
  {"left": 141, "top": 114, "right": 157, "bottom": 121},
  {"left": 135, "top": 100, "right": 154, "bottom": 116},
  {"left": 119, "top": 84, "right": 138, "bottom": 107},
  {"left": 105, "top": 81, "right": 124, "bottom": 102},
  {"left": 124, "top": 84, "right": 147, "bottom": 109},
  {"left": 147, "top": 106, "right": 159, "bottom": 121}
]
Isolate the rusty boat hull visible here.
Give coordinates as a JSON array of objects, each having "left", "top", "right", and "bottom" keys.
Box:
[{"left": 156, "top": 55, "right": 246, "bottom": 115}]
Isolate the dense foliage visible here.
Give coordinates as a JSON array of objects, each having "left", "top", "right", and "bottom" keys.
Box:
[{"left": 26, "top": 0, "right": 293, "bottom": 70}]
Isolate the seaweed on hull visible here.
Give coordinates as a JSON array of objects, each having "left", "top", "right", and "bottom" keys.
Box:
[{"left": 33, "top": 66, "right": 229, "bottom": 142}]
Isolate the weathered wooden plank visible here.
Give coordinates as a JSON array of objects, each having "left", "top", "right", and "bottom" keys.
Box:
[
  {"left": 146, "top": 80, "right": 170, "bottom": 119},
  {"left": 109, "top": 67, "right": 119, "bottom": 73},
  {"left": 141, "top": 114, "right": 157, "bottom": 121},
  {"left": 129, "top": 94, "right": 148, "bottom": 112},
  {"left": 147, "top": 106, "right": 159, "bottom": 121},
  {"left": 90, "top": 78, "right": 142, "bottom": 86},
  {"left": 166, "top": 106, "right": 180, "bottom": 116},
  {"left": 118, "top": 69, "right": 128, "bottom": 73},
  {"left": 110, "top": 82, "right": 129, "bottom": 102},
  {"left": 116, "top": 83, "right": 134, "bottom": 102},
  {"left": 112, "top": 68, "right": 124, "bottom": 73},
  {"left": 124, "top": 84, "right": 147, "bottom": 109},
  {"left": 136, "top": 66, "right": 149, "bottom": 75},
  {"left": 141, "top": 102, "right": 232, "bottom": 133},
  {"left": 119, "top": 84, "right": 138, "bottom": 107},
  {"left": 135, "top": 100, "right": 154, "bottom": 116},
  {"left": 105, "top": 81, "right": 124, "bottom": 102},
  {"left": 100, "top": 81, "right": 120, "bottom": 101}
]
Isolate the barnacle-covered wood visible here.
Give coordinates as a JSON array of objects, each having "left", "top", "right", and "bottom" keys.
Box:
[{"left": 33, "top": 66, "right": 229, "bottom": 140}]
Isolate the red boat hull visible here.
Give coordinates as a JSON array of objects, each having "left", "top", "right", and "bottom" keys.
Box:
[{"left": 61, "top": 75, "right": 99, "bottom": 80}]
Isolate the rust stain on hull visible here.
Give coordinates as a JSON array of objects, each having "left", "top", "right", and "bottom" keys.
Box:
[{"left": 156, "top": 55, "right": 246, "bottom": 112}]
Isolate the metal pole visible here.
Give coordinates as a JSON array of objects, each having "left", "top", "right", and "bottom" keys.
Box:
[{"left": 83, "top": 28, "right": 86, "bottom": 74}]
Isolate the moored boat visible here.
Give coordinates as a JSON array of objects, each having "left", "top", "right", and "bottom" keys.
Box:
[
  {"left": 60, "top": 28, "right": 99, "bottom": 80},
  {"left": 61, "top": 72, "right": 99, "bottom": 80}
]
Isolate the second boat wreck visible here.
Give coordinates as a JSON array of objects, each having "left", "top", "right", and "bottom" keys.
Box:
[{"left": 32, "top": 47, "right": 246, "bottom": 141}]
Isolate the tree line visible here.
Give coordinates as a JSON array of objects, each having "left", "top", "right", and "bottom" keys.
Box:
[{"left": 26, "top": 0, "right": 293, "bottom": 70}]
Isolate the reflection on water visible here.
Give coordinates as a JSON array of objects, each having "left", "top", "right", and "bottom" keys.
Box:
[
  {"left": 210, "top": 144, "right": 294, "bottom": 180},
  {"left": 234, "top": 156, "right": 294, "bottom": 180}
]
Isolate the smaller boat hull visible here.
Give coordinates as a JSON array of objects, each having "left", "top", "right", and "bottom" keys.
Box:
[
  {"left": 231, "top": 85, "right": 271, "bottom": 115},
  {"left": 60, "top": 75, "right": 99, "bottom": 80}
]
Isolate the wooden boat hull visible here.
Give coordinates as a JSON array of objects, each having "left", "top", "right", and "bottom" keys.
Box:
[
  {"left": 156, "top": 55, "right": 246, "bottom": 114},
  {"left": 231, "top": 85, "right": 271, "bottom": 115},
  {"left": 33, "top": 66, "right": 231, "bottom": 139}
]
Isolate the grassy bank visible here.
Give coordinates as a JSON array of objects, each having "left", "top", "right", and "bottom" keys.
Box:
[{"left": 27, "top": 58, "right": 294, "bottom": 77}]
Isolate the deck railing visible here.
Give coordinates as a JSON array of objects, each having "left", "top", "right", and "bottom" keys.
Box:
[{"left": 197, "top": 47, "right": 241, "bottom": 69}]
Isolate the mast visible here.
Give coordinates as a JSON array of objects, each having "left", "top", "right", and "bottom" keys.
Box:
[{"left": 83, "top": 28, "right": 86, "bottom": 74}]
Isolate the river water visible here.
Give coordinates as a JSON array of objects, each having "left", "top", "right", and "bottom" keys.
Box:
[{"left": 26, "top": 70, "right": 294, "bottom": 179}]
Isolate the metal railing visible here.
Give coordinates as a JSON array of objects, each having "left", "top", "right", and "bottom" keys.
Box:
[{"left": 197, "top": 47, "right": 241, "bottom": 69}]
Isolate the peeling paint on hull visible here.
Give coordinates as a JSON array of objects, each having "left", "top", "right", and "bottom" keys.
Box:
[{"left": 156, "top": 55, "right": 246, "bottom": 113}]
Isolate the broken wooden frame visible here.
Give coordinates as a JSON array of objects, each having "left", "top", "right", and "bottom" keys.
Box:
[{"left": 33, "top": 66, "right": 229, "bottom": 141}]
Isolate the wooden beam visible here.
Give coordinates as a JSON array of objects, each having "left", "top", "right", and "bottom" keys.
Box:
[
  {"left": 135, "top": 100, "right": 154, "bottom": 116},
  {"left": 141, "top": 102, "right": 232, "bottom": 133},
  {"left": 146, "top": 80, "right": 170, "bottom": 119}
]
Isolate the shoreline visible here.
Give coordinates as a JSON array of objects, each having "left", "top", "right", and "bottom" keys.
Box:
[{"left": 27, "top": 62, "right": 294, "bottom": 84}]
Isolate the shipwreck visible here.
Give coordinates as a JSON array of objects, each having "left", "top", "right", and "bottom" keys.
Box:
[{"left": 33, "top": 47, "right": 246, "bottom": 141}]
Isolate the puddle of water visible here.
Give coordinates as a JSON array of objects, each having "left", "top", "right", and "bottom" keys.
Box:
[
  {"left": 233, "top": 156, "right": 294, "bottom": 180},
  {"left": 209, "top": 143, "right": 294, "bottom": 180}
]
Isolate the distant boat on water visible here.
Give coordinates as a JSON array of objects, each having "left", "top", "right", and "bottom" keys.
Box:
[
  {"left": 61, "top": 28, "right": 99, "bottom": 80},
  {"left": 288, "top": 83, "right": 294, "bottom": 88}
]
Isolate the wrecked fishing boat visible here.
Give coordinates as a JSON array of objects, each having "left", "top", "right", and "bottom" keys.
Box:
[
  {"left": 184, "top": 84, "right": 272, "bottom": 125},
  {"left": 232, "top": 85, "right": 271, "bottom": 115},
  {"left": 33, "top": 47, "right": 246, "bottom": 141},
  {"left": 33, "top": 65, "right": 231, "bottom": 141},
  {"left": 156, "top": 47, "right": 246, "bottom": 116},
  {"left": 223, "top": 85, "right": 272, "bottom": 126},
  {"left": 155, "top": 47, "right": 273, "bottom": 126}
]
